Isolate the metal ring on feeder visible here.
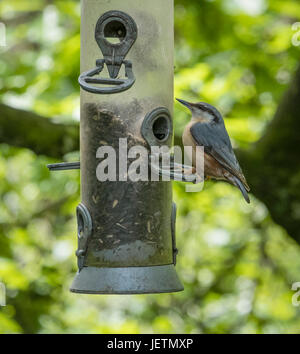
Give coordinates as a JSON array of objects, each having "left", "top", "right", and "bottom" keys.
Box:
[{"left": 78, "top": 10, "right": 138, "bottom": 94}]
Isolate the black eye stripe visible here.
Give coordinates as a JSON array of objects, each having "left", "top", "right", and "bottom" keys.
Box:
[{"left": 198, "top": 105, "right": 217, "bottom": 120}]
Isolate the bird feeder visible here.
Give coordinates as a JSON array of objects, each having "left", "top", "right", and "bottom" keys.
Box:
[{"left": 48, "top": 0, "right": 187, "bottom": 294}]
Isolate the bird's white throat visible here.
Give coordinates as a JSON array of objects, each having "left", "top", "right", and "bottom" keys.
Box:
[{"left": 192, "top": 110, "right": 214, "bottom": 123}]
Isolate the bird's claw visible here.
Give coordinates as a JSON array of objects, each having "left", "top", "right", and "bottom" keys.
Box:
[{"left": 149, "top": 154, "right": 199, "bottom": 183}]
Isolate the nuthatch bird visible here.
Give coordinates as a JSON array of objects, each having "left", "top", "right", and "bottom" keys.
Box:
[{"left": 177, "top": 98, "right": 250, "bottom": 203}]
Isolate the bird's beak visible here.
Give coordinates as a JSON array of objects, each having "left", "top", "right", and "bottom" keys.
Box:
[{"left": 176, "top": 98, "right": 194, "bottom": 110}]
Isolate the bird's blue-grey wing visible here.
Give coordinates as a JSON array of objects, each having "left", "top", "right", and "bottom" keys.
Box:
[{"left": 190, "top": 122, "right": 250, "bottom": 191}]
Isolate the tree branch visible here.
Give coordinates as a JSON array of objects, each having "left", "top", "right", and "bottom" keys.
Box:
[
  {"left": 238, "top": 65, "right": 300, "bottom": 244},
  {"left": 0, "top": 104, "right": 79, "bottom": 159}
]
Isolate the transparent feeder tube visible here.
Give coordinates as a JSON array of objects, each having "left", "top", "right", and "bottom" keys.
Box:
[{"left": 70, "top": 0, "right": 183, "bottom": 294}]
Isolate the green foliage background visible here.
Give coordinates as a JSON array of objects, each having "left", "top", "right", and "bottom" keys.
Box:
[{"left": 0, "top": 0, "right": 300, "bottom": 333}]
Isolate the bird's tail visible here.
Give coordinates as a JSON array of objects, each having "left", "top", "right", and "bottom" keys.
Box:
[{"left": 232, "top": 175, "right": 250, "bottom": 204}]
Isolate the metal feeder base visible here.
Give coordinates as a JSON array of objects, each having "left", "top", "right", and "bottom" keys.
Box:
[{"left": 70, "top": 265, "right": 184, "bottom": 294}]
